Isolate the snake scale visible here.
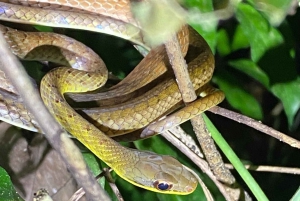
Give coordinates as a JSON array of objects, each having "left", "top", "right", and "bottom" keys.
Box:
[{"left": 0, "top": 0, "right": 225, "bottom": 194}]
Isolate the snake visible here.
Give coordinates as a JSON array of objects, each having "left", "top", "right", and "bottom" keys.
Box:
[{"left": 0, "top": 0, "right": 225, "bottom": 195}]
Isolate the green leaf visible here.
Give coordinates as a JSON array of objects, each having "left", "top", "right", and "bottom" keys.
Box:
[
  {"left": 251, "top": 0, "right": 295, "bottom": 26},
  {"left": 184, "top": 0, "right": 214, "bottom": 12},
  {"left": 115, "top": 172, "right": 182, "bottom": 201},
  {"left": 290, "top": 187, "right": 300, "bottom": 201},
  {"left": 257, "top": 22, "right": 297, "bottom": 85},
  {"left": 0, "top": 167, "right": 23, "bottom": 201},
  {"left": 185, "top": 0, "right": 218, "bottom": 52},
  {"left": 157, "top": 185, "right": 206, "bottom": 201},
  {"left": 228, "top": 59, "right": 270, "bottom": 88},
  {"left": 191, "top": 22, "right": 218, "bottom": 53},
  {"left": 82, "top": 153, "right": 102, "bottom": 175},
  {"left": 214, "top": 73, "right": 263, "bottom": 120},
  {"left": 236, "top": 2, "right": 283, "bottom": 61},
  {"left": 231, "top": 25, "right": 250, "bottom": 51},
  {"left": 82, "top": 153, "right": 106, "bottom": 188},
  {"left": 271, "top": 77, "right": 300, "bottom": 127},
  {"left": 34, "top": 25, "right": 54, "bottom": 32},
  {"left": 216, "top": 29, "right": 231, "bottom": 56},
  {"left": 134, "top": 135, "right": 179, "bottom": 157}
]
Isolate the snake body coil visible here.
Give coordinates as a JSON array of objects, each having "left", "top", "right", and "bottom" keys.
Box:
[
  {"left": 0, "top": 0, "right": 225, "bottom": 194},
  {"left": 40, "top": 67, "right": 198, "bottom": 194}
]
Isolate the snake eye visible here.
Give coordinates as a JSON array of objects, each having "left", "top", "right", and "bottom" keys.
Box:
[{"left": 153, "top": 180, "right": 173, "bottom": 191}]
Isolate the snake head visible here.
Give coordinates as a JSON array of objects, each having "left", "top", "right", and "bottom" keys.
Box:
[{"left": 117, "top": 150, "right": 198, "bottom": 194}]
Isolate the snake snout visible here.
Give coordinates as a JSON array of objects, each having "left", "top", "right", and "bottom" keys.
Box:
[{"left": 157, "top": 155, "right": 198, "bottom": 194}]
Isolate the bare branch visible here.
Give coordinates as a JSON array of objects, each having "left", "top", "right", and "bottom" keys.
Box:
[
  {"left": 69, "top": 169, "right": 113, "bottom": 201},
  {"left": 169, "top": 126, "right": 203, "bottom": 158},
  {"left": 165, "top": 34, "right": 196, "bottom": 102},
  {"left": 225, "top": 164, "right": 300, "bottom": 175},
  {"left": 103, "top": 168, "right": 124, "bottom": 201},
  {"left": 190, "top": 116, "right": 235, "bottom": 184},
  {"left": 209, "top": 106, "right": 300, "bottom": 149},
  {"left": 68, "top": 188, "right": 85, "bottom": 201}
]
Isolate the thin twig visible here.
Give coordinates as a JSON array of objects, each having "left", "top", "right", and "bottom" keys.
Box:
[
  {"left": 225, "top": 164, "right": 300, "bottom": 175},
  {"left": 209, "top": 106, "right": 300, "bottom": 149},
  {"left": 103, "top": 168, "right": 124, "bottom": 201},
  {"left": 68, "top": 188, "right": 85, "bottom": 201},
  {"left": 69, "top": 169, "right": 114, "bottom": 201},
  {"left": 0, "top": 33, "right": 110, "bottom": 201},
  {"left": 169, "top": 126, "right": 204, "bottom": 158}
]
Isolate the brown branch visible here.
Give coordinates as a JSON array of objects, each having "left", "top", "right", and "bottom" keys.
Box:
[
  {"left": 165, "top": 35, "right": 196, "bottom": 103},
  {"left": 0, "top": 33, "right": 110, "bottom": 201},
  {"left": 209, "top": 106, "right": 300, "bottom": 149},
  {"left": 189, "top": 115, "right": 236, "bottom": 184}
]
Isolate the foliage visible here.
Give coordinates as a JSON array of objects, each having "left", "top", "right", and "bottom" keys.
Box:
[
  {"left": 0, "top": 167, "right": 23, "bottom": 201},
  {"left": 0, "top": 0, "right": 299, "bottom": 200}
]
